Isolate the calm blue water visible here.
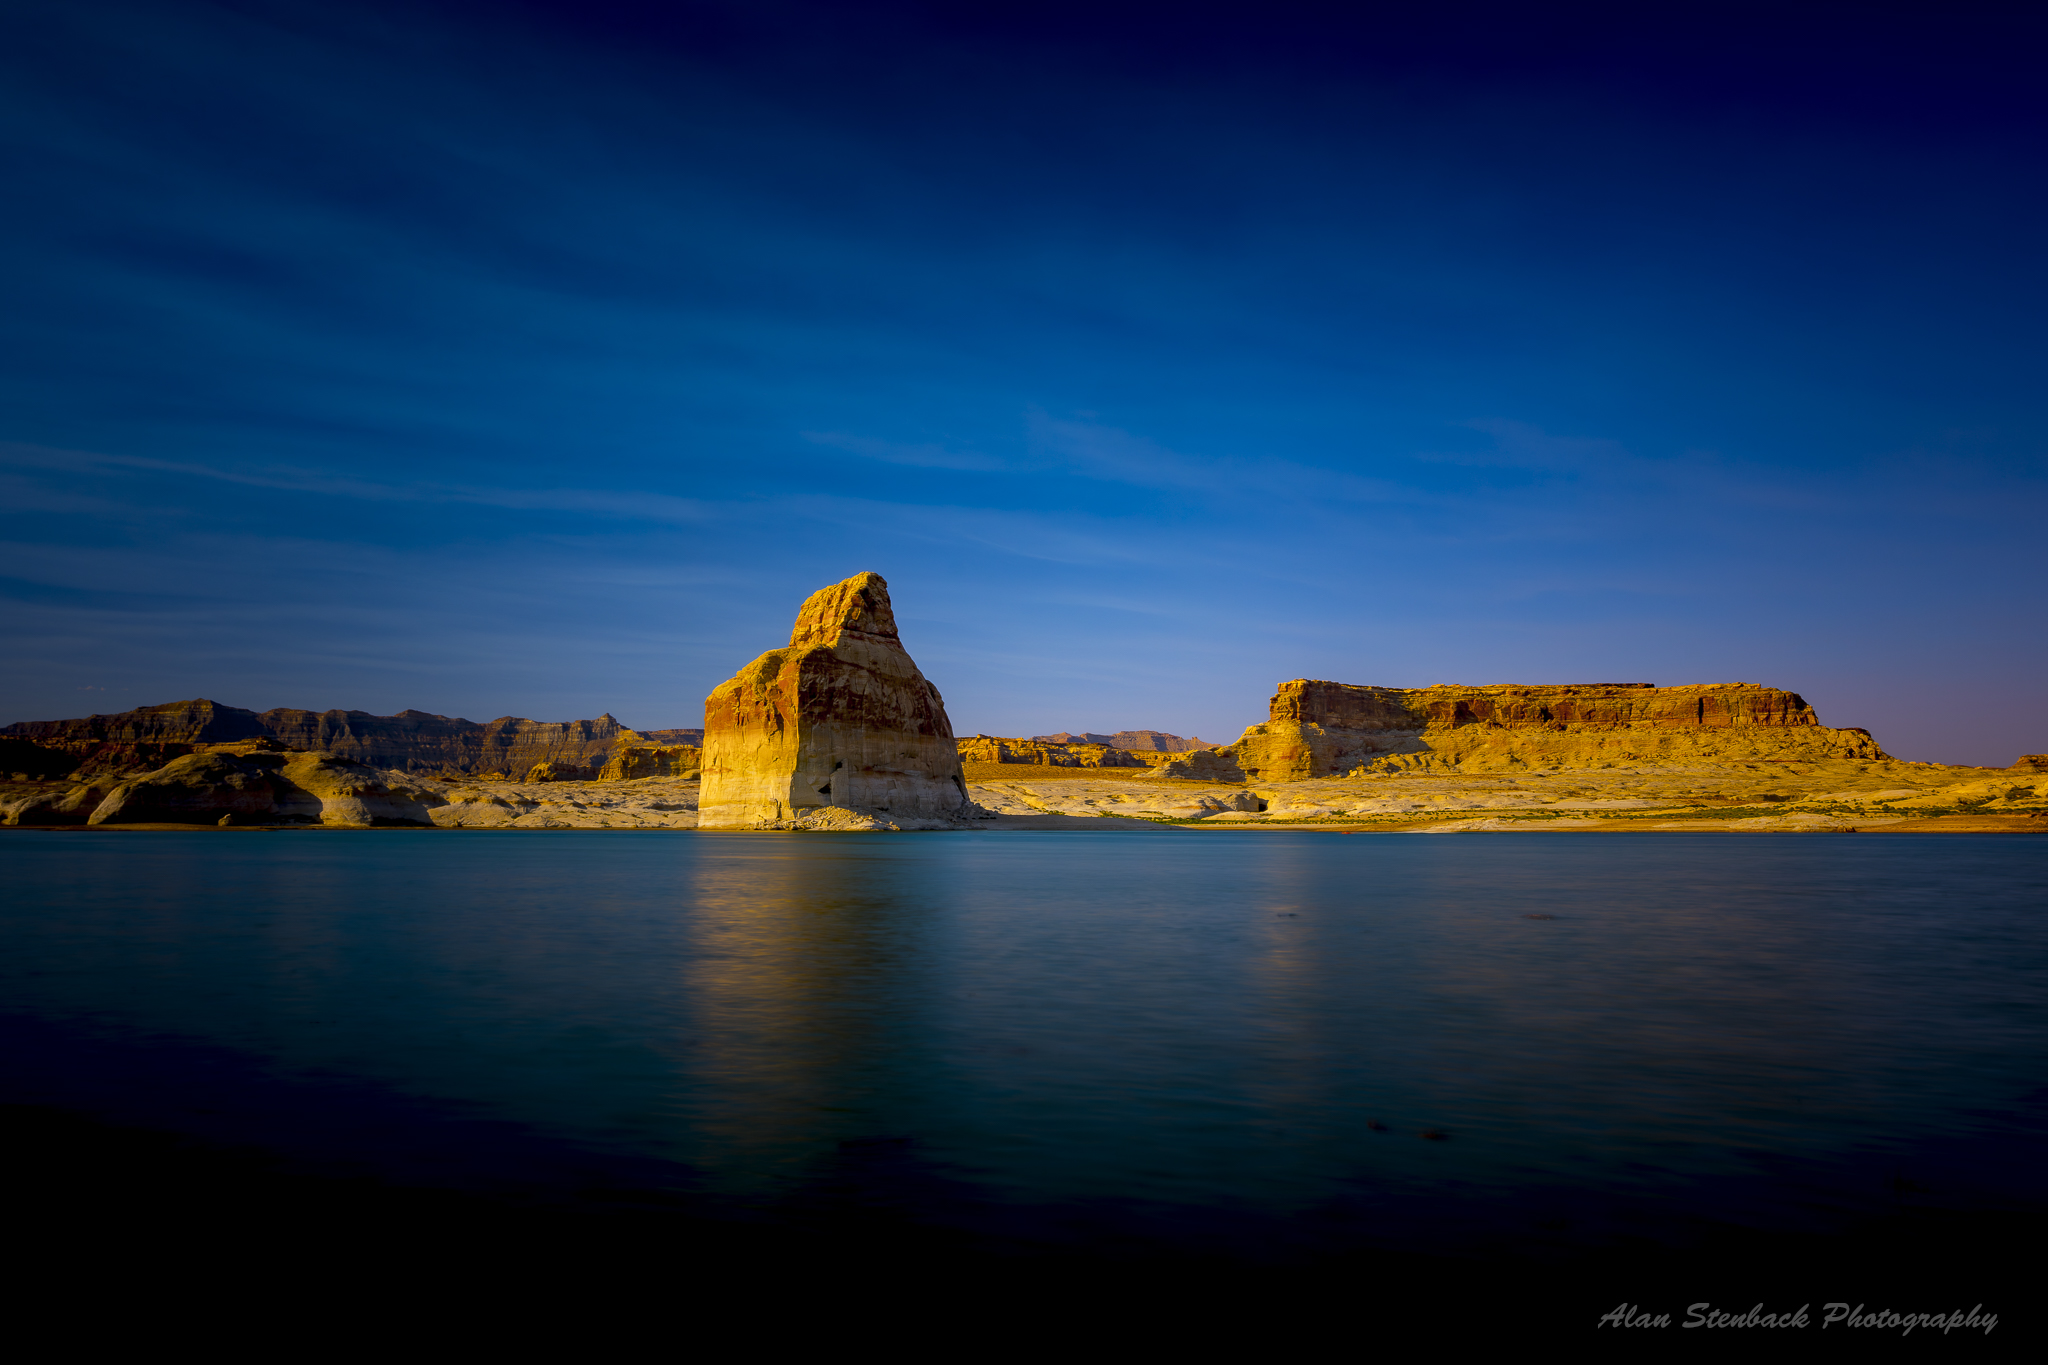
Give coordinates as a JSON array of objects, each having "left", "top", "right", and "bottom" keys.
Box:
[{"left": 3, "top": 829, "right": 2044, "bottom": 1262}]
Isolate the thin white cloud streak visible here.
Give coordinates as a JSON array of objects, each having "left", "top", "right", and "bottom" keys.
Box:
[
  {"left": 800, "top": 431, "right": 1007, "bottom": 471},
  {"left": 0, "top": 441, "right": 715, "bottom": 525},
  {"left": 1028, "top": 411, "right": 1418, "bottom": 505}
]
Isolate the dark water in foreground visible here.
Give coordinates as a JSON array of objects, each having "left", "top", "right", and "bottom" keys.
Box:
[{"left": 3, "top": 830, "right": 2045, "bottom": 1296}]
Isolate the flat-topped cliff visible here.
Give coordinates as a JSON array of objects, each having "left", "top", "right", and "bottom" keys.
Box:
[{"left": 1181, "top": 679, "right": 1889, "bottom": 780}]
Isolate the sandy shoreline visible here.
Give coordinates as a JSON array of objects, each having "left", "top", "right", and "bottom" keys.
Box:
[{"left": 7, "top": 757, "right": 2046, "bottom": 833}]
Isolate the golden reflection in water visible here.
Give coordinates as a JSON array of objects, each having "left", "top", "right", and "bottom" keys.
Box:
[
  {"left": 1240, "top": 839, "right": 1348, "bottom": 1121},
  {"left": 677, "top": 838, "right": 934, "bottom": 1185}
]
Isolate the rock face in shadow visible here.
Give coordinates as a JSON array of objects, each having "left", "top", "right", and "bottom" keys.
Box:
[
  {"left": 2, "top": 700, "right": 640, "bottom": 777},
  {"left": 79, "top": 741, "right": 445, "bottom": 826},
  {"left": 699, "top": 572, "right": 973, "bottom": 829},
  {"left": 1199, "top": 680, "right": 1890, "bottom": 780},
  {"left": 0, "top": 737, "right": 79, "bottom": 781}
]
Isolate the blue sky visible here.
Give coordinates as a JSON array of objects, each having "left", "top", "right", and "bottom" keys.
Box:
[{"left": 2, "top": 0, "right": 2043, "bottom": 763}]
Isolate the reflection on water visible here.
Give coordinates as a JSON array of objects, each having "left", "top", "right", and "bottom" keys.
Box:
[
  {"left": 678, "top": 843, "right": 952, "bottom": 1186},
  {"left": 0, "top": 829, "right": 2043, "bottom": 1258}
]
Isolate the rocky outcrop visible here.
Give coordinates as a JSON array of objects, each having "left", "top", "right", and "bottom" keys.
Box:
[
  {"left": 1030, "top": 730, "right": 1211, "bottom": 751},
  {"left": 3, "top": 699, "right": 652, "bottom": 777},
  {"left": 1215, "top": 680, "right": 1890, "bottom": 779},
  {"left": 699, "top": 572, "right": 975, "bottom": 829},
  {"left": 596, "top": 744, "right": 701, "bottom": 781},
  {"left": 2013, "top": 755, "right": 2048, "bottom": 772},
  {"left": 76, "top": 741, "right": 444, "bottom": 826},
  {"left": 523, "top": 761, "right": 596, "bottom": 783},
  {"left": 1152, "top": 749, "right": 1250, "bottom": 782},
  {"left": 1, "top": 781, "right": 119, "bottom": 826},
  {"left": 957, "top": 736, "right": 1152, "bottom": 768}
]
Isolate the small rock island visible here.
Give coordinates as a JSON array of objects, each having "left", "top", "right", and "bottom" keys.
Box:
[{"left": 699, "top": 572, "right": 976, "bottom": 830}]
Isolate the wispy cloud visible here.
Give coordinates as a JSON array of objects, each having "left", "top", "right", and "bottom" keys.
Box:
[
  {"left": 800, "top": 431, "right": 1007, "bottom": 472},
  {"left": 0, "top": 441, "right": 713, "bottom": 524},
  {"left": 1028, "top": 412, "right": 1416, "bottom": 505}
]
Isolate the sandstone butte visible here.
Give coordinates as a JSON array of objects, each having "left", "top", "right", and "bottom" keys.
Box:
[
  {"left": 1127, "top": 679, "right": 1889, "bottom": 781},
  {"left": 698, "top": 572, "right": 974, "bottom": 830}
]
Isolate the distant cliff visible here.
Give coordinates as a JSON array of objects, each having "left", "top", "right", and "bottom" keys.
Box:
[
  {"left": 1160, "top": 680, "right": 1889, "bottom": 779},
  {"left": 958, "top": 736, "right": 1156, "bottom": 768},
  {"left": 1, "top": 699, "right": 654, "bottom": 777},
  {"left": 1029, "top": 730, "right": 1211, "bottom": 751}
]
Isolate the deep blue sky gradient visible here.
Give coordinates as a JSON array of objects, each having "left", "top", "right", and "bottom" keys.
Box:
[{"left": 3, "top": 0, "right": 2044, "bottom": 762}]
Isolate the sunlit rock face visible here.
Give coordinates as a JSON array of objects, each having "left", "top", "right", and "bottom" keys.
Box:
[
  {"left": 956, "top": 736, "right": 1152, "bottom": 768},
  {"left": 1223, "top": 680, "right": 1892, "bottom": 779},
  {"left": 698, "top": 572, "right": 971, "bottom": 829}
]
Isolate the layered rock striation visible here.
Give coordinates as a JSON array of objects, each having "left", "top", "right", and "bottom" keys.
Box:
[
  {"left": 1168, "top": 680, "right": 1889, "bottom": 780},
  {"left": 699, "top": 572, "right": 975, "bottom": 829},
  {"left": 1029, "top": 730, "right": 1211, "bottom": 751},
  {"left": 957, "top": 736, "right": 1153, "bottom": 768},
  {"left": 3, "top": 699, "right": 647, "bottom": 777}
]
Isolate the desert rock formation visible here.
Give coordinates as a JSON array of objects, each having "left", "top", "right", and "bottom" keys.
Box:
[
  {"left": 957, "top": 736, "right": 1155, "bottom": 768},
  {"left": 1207, "top": 680, "right": 1889, "bottom": 779},
  {"left": 1030, "top": 730, "right": 1211, "bottom": 751},
  {"left": 7, "top": 740, "right": 2042, "bottom": 835},
  {"left": 524, "top": 761, "right": 596, "bottom": 783},
  {"left": 76, "top": 741, "right": 444, "bottom": 826},
  {"left": 1, "top": 699, "right": 659, "bottom": 777},
  {"left": 597, "top": 743, "right": 702, "bottom": 781},
  {"left": 698, "top": 572, "right": 976, "bottom": 829}
]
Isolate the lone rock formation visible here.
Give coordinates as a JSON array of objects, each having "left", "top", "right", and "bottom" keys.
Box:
[{"left": 699, "top": 572, "right": 974, "bottom": 829}]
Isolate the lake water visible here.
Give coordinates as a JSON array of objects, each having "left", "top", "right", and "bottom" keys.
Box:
[{"left": 3, "top": 829, "right": 2045, "bottom": 1281}]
